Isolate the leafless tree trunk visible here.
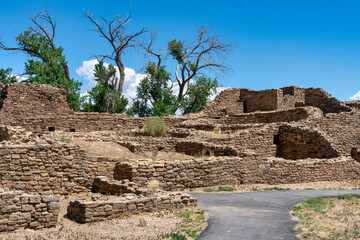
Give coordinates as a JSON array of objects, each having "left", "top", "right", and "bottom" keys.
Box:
[{"left": 84, "top": 10, "right": 147, "bottom": 95}]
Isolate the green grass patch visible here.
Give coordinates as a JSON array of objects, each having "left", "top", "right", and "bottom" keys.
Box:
[
  {"left": 263, "top": 187, "right": 290, "bottom": 191},
  {"left": 203, "top": 186, "right": 236, "bottom": 192},
  {"left": 292, "top": 194, "right": 360, "bottom": 239}
]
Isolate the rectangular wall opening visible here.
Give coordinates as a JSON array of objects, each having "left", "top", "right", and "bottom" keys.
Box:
[{"left": 273, "top": 134, "right": 279, "bottom": 145}]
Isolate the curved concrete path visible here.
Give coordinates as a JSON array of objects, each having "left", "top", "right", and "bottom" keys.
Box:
[{"left": 191, "top": 189, "right": 360, "bottom": 240}]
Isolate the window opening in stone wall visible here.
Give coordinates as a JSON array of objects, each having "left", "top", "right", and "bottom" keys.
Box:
[
  {"left": 70, "top": 128, "right": 76, "bottom": 132},
  {"left": 243, "top": 101, "right": 248, "bottom": 113},
  {"left": 273, "top": 134, "right": 279, "bottom": 145},
  {"left": 48, "top": 127, "right": 55, "bottom": 132}
]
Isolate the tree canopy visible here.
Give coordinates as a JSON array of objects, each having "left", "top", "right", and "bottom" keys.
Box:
[
  {"left": 81, "top": 61, "right": 128, "bottom": 113},
  {"left": 0, "top": 68, "right": 17, "bottom": 84},
  {"left": 0, "top": 11, "right": 82, "bottom": 110}
]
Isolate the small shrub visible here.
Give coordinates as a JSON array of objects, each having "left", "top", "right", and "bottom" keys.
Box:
[
  {"left": 217, "top": 186, "right": 235, "bottom": 192},
  {"left": 213, "top": 126, "right": 221, "bottom": 133},
  {"left": 170, "top": 232, "right": 187, "bottom": 240},
  {"left": 148, "top": 179, "right": 159, "bottom": 193},
  {"left": 152, "top": 150, "right": 159, "bottom": 157},
  {"left": 145, "top": 117, "right": 167, "bottom": 137},
  {"left": 138, "top": 218, "right": 147, "bottom": 227},
  {"left": 203, "top": 188, "right": 214, "bottom": 192}
]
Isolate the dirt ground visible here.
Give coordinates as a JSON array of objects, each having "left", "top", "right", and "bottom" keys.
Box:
[
  {"left": 70, "top": 138, "right": 194, "bottom": 161},
  {"left": 0, "top": 194, "right": 207, "bottom": 240}
]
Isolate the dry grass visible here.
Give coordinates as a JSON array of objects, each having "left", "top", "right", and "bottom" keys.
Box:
[
  {"left": 292, "top": 194, "right": 360, "bottom": 239},
  {"left": 148, "top": 180, "right": 160, "bottom": 194},
  {"left": 187, "top": 181, "right": 360, "bottom": 193},
  {"left": 47, "top": 131, "right": 71, "bottom": 143},
  {"left": 0, "top": 194, "right": 208, "bottom": 240}
]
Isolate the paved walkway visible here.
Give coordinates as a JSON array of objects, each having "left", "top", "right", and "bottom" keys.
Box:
[{"left": 191, "top": 189, "right": 360, "bottom": 240}]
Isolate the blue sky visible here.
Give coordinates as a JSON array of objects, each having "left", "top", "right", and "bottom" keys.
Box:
[{"left": 1, "top": 0, "right": 360, "bottom": 100}]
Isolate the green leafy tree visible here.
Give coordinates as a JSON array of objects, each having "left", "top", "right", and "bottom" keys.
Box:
[
  {"left": 129, "top": 62, "right": 176, "bottom": 117},
  {"left": 0, "top": 11, "right": 82, "bottom": 110},
  {"left": 180, "top": 76, "right": 218, "bottom": 114},
  {"left": 0, "top": 68, "right": 17, "bottom": 84},
  {"left": 132, "top": 25, "right": 230, "bottom": 116},
  {"left": 81, "top": 61, "right": 128, "bottom": 113},
  {"left": 167, "top": 25, "right": 231, "bottom": 111}
]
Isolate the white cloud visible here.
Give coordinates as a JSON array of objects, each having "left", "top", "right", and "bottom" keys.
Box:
[
  {"left": 76, "top": 59, "right": 146, "bottom": 104},
  {"left": 350, "top": 91, "right": 360, "bottom": 100},
  {"left": 210, "top": 86, "right": 229, "bottom": 101}
]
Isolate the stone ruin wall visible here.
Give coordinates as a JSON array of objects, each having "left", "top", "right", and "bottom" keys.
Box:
[
  {"left": 114, "top": 155, "right": 360, "bottom": 191},
  {"left": 0, "top": 83, "right": 353, "bottom": 135},
  {"left": 67, "top": 192, "right": 197, "bottom": 223},
  {"left": 1, "top": 82, "right": 360, "bottom": 230},
  {"left": 276, "top": 125, "right": 339, "bottom": 160},
  {"left": 303, "top": 88, "right": 351, "bottom": 114},
  {"left": 0, "top": 189, "right": 60, "bottom": 232},
  {"left": 196, "top": 88, "right": 243, "bottom": 117},
  {"left": 0, "top": 142, "right": 90, "bottom": 194},
  {"left": 239, "top": 88, "right": 282, "bottom": 113}
]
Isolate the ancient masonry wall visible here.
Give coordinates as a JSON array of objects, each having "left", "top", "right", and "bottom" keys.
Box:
[
  {"left": 239, "top": 89, "right": 281, "bottom": 113},
  {"left": 67, "top": 192, "right": 197, "bottom": 223},
  {"left": 303, "top": 88, "right": 351, "bottom": 114},
  {"left": 176, "top": 107, "right": 322, "bottom": 131},
  {"left": 294, "top": 111, "right": 360, "bottom": 156},
  {"left": 114, "top": 156, "right": 360, "bottom": 191},
  {"left": 196, "top": 88, "right": 243, "bottom": 117},
  {"left": 0, "top": 189, "right": 60, "bottom": 232},
  {"left": 280, "top": 86, "right": 305, "bottom": 109},
  {"left": 276, "top": 125, "right": 339, "bottom": 160},
  {"left": 0, "top": 142, "right": 90, "bottom": 194}
]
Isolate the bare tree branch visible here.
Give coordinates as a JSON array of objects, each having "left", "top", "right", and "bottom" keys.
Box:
[
  {"left": 169, "top": 25, "right": 232, "bottom": 111},
  {"left": 84, "top": 10, "right": 148, "bottom": 95}
]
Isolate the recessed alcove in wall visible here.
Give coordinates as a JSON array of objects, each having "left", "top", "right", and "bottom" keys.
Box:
[{"left": 275, "top": 125, "right": 339, "bottom": 160}]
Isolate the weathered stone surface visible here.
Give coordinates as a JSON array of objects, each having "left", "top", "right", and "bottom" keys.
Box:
[
  {"left": 0, "top": 190, "right": 60, "bottom": 233},
  {"left": 67, "top": 192, "right": 197, "bottom": 223}
]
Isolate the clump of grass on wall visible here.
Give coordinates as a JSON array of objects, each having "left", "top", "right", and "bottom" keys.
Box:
[{"left": 145, "top": 117, "right": 167, "bottom": 137}]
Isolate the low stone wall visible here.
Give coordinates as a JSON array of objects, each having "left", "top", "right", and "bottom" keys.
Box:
[
  {"left": 113, "top": 156, "right": 360, "bottom": 191},
  {"left": 0, "top": 189, "right": 60, "bottom": 232},
  {"left": 92, "top": 176, "right": 149, "bottom": 196},
  {"left": 67, "top": 192, "right": 197, "bottom": 223}
]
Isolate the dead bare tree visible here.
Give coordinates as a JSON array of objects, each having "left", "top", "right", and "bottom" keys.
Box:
[
  {"left": 84, "top": 10, "right": 148, "bottom": 95},
  {"left": 137, "top": 31, "right": 164, "bottom": 69},
  {"left": 168, "top": 25, "right": 232, "bottom": 104}
]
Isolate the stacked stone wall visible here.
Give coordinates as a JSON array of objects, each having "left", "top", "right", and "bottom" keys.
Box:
[
  {"left": 113, "top": 156, "right": 360, "bottom": 191},
  {"left": 280, "top": 86, "right": 305, "bottom": 109},
  {"left": 276, "top": 125, "right": 339, "bottom": 160},
  {"left": 0, "top": 189, "right": 60, "bottom": 232},
  {"left": 303, "top": 88, "right": 351, "bottom": 114},
  {"left": 67, "top": 192, "right": 197, "bottom": 223},
  {"left": 196, "top": 88, "right": 243, "bottom": 117},
  {"left": 0, "top": 142, "right": 90, "bottom": 194},
  {"left": 239, "top": 89, "right": 281, "bottom": 113}
]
